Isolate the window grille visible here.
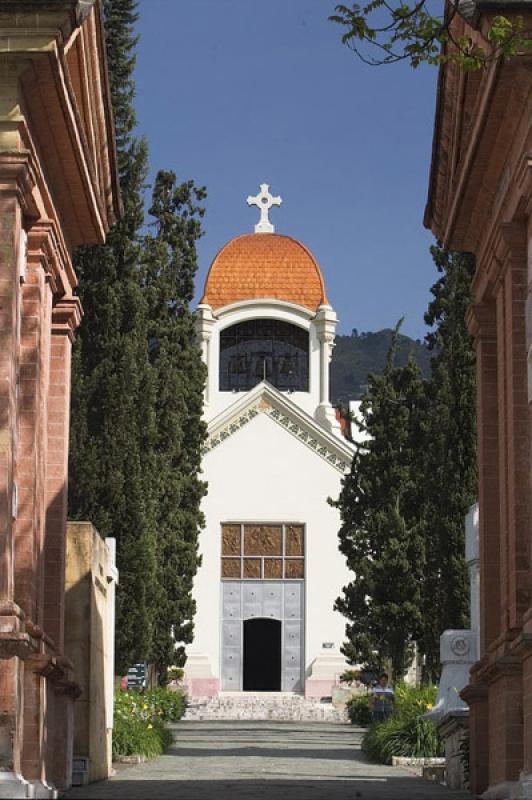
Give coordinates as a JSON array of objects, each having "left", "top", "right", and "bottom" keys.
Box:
[{"left": 219, "top": 319, "right": 309, "bottom": 392}]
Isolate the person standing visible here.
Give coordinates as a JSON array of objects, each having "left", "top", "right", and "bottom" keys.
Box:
[{"left": 371, "top": 672, "right": 395, "bottom": 723}]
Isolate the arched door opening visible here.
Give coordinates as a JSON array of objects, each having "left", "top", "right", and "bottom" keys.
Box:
[{"left": 243, "top": 618, "right": 282, "bottom": 691}]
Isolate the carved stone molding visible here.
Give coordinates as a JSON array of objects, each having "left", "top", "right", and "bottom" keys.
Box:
[
  {"left": 28, "top": 653, "right": 81, "bottom": 697},
  {"left": 0, "top": 148, "right": 39, "bottom": 220},
  {"left": 0, "top": 632, "right": 38, "bottom": 660},
  {"left": 466, "top": 301, "right": 497, "bottom": 340},
  {"left": 27, "top": 220, "right": 73, "bottom": 297},
  {"left": 477, "top": 654, "right": 522, "bottom": 684},
  {"left": 51, "top": 296, "right": 82, "bottom": 341},
  {"left": 460, "top": 681, "right": 488, "bottom": 705},
  {"left": 0, "top": 599, "right": 24, "bottom": 620},
  {"left": 203, "top": 399, "right": 351, "bottom": 473}
]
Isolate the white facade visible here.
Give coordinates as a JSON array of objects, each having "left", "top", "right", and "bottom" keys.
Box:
[{"left": 186, "top": 217, "right": 357, "bottom": 697}]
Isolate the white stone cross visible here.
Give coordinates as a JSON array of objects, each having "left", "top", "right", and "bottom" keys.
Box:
[{"left": 247, "top": 184, "right": 282, "bottom": 233}]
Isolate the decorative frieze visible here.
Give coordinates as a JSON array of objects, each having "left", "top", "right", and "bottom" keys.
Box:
[{"left": 203, "top": 398, "right": 350, "bottom": 473}]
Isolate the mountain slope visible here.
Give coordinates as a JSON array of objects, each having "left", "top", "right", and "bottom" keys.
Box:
[{"left": 331, "top": 329, "right": 432, "bottom": 404}]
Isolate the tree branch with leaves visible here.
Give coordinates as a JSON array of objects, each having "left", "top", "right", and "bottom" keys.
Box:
[{"left": 330, "top": 1, "right": 532, "bottom": 68}]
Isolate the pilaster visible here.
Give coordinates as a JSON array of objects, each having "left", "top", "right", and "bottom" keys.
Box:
[{"left": 44, "top": 298, "right": 80, "bottom": 653}]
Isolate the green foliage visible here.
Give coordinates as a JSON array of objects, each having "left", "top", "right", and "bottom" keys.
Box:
[
  {"left": 330, "top": 329, "right": 431, "bottom": 405},
  {"left": 419, "top": 247, "right": 476, "bottom": 682},
  {"left": 138, "top": 688, "right": 186, "bottom": 722},
  {"left": 69, "top": 1, "right": 208, "bottom": 679},
  {"left": 362, "top": 684, "right": 442, "bottom": 763},
  {"left": 143, "top": 171, "right": 207, "bottom": 683},
  {"left": 112, "top": 688, "right": 184, "bottom": 759},
  {"left": 346, "top": 694, "right": 373, "bottom": 726},
  {"left": 333, "top": 246, "right": 476, "bottom": 686},
  {"left": 339, "top": 669, "right": 361, "bottom": 685},
  {"left": 333, "top": 321, "right": 428, "bottom": 679},
  {"left": 69, "top": 0, "right": 158, "bottom": 674},
  {"left": 330, "top": 2, "right": 532, "bottom": 68}
]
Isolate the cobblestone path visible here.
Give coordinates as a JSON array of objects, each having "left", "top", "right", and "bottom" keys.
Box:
[{"left": 66, "top": 721, "right": 474, "bottom": 800}]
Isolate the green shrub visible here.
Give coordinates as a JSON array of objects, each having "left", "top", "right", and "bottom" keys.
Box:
[
  {"left": 140, "top": 688, "right": 185, "bottom": 722},
  {"left": 346, "top": 695, "right": 372, "bottom": 726},
  {"left": 361, "top": 683, "right": 443, "bottom": 764},
  {"left": 112, "top": 715, "right": 172, "bottom": 759},
  {"left": 112, "top": 687, "right": 185, "bottom": 759}
]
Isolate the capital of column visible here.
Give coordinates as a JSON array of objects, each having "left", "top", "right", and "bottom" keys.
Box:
[
  {"left": 195, "top": 303, "right": 216, "bottom": 339},
  {"left": 51, "top": 296, "right": 82, "bottom": 341},
  {"left": 466, "top": 301, "right": 497, "bottom": 341},
  {"left": 0, "top": 148, "right": 39, "bottom": 220},
  {"left": 28, "top": 220, "right": 74, "bottom": 297},
  {"left": 314, "top": 304, "right": 337, "bottom": 341}
]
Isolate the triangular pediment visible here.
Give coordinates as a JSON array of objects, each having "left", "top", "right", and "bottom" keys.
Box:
[{"left": 203, "top": 382, "right": 353, "bottom": 473}]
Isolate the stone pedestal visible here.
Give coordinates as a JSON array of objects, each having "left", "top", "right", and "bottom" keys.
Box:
[
  {"left": 305, "top": 654, "right": 347, "bottom": 698},
  {"left": 64, "top": 523, "right": 118, "bottom": 784},
  {"left": 425, "top": 629, "right": 477, "bottom": 723},
  {"left": 437, "top": 710, "right": 469, "bottom": 790},
  {"left": 184, "top": 655, "right": 219, "bottom": 697}
]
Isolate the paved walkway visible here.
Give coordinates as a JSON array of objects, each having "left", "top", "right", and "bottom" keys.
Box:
[{"left": 66, "top": 721, "right": 474, "bottom": 800}]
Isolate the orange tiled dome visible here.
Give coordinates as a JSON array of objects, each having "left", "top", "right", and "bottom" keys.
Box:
[{"left": 200, "top": 233, "right": 328, "bottom": 311}]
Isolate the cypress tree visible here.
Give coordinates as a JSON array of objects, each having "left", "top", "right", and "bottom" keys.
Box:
[
  {"left": 419, "top": 247, "right": 477, "bottom": 682},
  {"left": 334, "top": 327, "right": 427, "bottom": 679},
  {"left": 142, "top": 171, "right": 207, "bottom": 683},
  {"left": 69, "top": 0, "right": 158, "bottom": 674}
]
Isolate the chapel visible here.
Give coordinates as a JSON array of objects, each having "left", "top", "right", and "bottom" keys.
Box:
[{"left": 185, "top": 185, "right": 358, "bottom": 698}]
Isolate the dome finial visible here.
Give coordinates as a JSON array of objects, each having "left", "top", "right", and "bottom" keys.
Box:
[{"left": 246, "top": 183, "right": 282, "bottom": 233}]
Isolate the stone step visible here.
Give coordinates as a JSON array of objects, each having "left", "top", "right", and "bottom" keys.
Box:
[{"left": 183, "top": 694, "right": 348, "bottom": 723}]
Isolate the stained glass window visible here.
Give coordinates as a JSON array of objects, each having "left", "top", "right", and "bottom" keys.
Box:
[
  {"left": 219, "top": 320, "right": 309, "bottom": 392},
  {"left": 221, "top": 523, "right": 305, "bottom": 580}
]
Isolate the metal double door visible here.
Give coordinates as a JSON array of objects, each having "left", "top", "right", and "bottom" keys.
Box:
[{"left": 221, "top": 580, "right": 304, "bottom": 692}]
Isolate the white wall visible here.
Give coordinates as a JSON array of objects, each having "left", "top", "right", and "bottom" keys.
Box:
[{"left": 190, "top": 411, "right": 350, "bottom": 679}]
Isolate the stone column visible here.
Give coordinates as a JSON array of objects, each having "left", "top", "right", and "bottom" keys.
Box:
[
  {"left": 314, "top": 305, "right": 341, "bottom": 434},
  {"left": 195, "top": 304, "right": 215, "bottom": 407},
  {"left": 465, "top": 504, "right": 480, "bottom": 659}
]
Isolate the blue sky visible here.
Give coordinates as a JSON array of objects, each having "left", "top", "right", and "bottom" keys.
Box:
[{"left": 135, "top": 0, "right": 439, "bottom": 339}]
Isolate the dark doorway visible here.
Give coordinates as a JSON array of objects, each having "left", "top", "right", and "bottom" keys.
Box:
[{"left": 243, "top": 618, "right": 282, "bottom": 691}]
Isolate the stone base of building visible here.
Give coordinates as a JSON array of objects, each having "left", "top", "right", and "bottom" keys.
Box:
[
  {"left": 482, "top": 781, "right": 523, "bottom": 799},
  {"left": 29, "top": 781, "right": 58, "bottom": 799},
  {"left": 436, "top": 709, "right": 469, "bottom": 791},
  {"left": 0, "top": 773, "right": 31, "bottom": 799},
  {"left": 0, "top": 775, "right": 58, "bottom": 799},
  {"left": 517, "top": 773, "right": 532, "bottom": 799},
  {"left": 305, "top": 678, "right": 336, "bottom": 698},
  {"left": 186, "top": 677, "right": 220, "bottom": 697},
  {"left": 304, "top": 654, "right": 348, "bottom": 699},
  {"left": 183, "top": 654, "right": 219, "bottom": 697}
]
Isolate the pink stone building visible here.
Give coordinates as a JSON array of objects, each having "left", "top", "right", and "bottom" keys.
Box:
[
  {"left": 0, "top": 2, "right": 119, "bottom": 794},
  {"left": 425, "top": 3, "right": 532, "bottom": 795}
]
